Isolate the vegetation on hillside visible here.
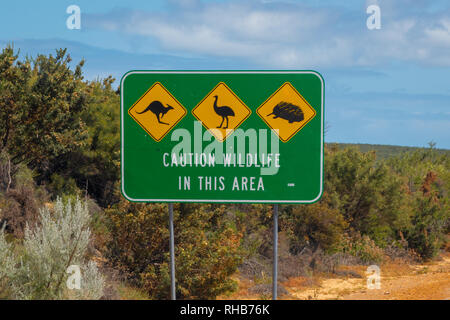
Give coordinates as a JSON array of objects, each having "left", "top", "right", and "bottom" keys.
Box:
[
  {"left": 334, "top": 142, "right": 450, "bottom": 160},
  {"left": 0, "top": 46, "right": 448, "bottom": 299}
]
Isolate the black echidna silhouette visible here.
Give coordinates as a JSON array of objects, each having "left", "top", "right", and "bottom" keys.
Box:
[
  {"left": 267, "top": 101, "right": 304, "bottom": 124},
  {"left": 137, "top": 100, "right": 174, "bottom": 125}
]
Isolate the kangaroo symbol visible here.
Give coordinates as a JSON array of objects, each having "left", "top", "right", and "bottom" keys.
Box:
[
  {"left": 137, "top": 101, "right": 174, "bottom": 125},
  {"left": 213, "top": 95, "right": 235, "bottom": 129}
]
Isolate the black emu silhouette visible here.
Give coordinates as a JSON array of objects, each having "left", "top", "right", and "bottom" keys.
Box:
[
  {"left": 213, "top": 95, "right": 235, "bottom": 129},
  {"left": 137, "top": 100, "right": 174, "bottom": 125}
]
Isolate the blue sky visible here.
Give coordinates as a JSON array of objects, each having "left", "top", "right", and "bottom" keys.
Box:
[{"left": 1, "top": 0, "right": 449, "bottom": 148}]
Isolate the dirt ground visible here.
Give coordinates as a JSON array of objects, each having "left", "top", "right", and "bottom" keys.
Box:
[
  {"left": 341, "top": 254, "right": 450, "bottom": 300},
  {"left": 225, "top": 253, "right": 450, "bottom": 300}
]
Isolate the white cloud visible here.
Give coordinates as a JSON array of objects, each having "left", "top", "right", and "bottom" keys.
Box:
[
  {"left": 425, "top": 18, "right": 450, "bottom": 47},
  {"left": 85, "top": 1, "right": 450, "bottom": 68}
]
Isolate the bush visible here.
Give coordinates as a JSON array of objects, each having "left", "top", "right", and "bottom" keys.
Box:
[
  {"left": 46, "top": 173, "right": 81, "bottom": 198},
  {"left": 43, "top": 77, "right": 121, "bottom": 207},
  {"left": 0, "top": 47, "right": 89, "bottom": 174},
  {"left": 336, "top": 233, "right": 385, "bottom": 264},
  {"left": 405, "top": 192, "right": 449, "bottom": 260},
  {"left": 0, "top": 156, "right": 48, "bottom": 237},
  {"left": 0, "top": 198, "right": 104, "bottom": 299},
  {"left": 282, "top": 194, "right": 347, "bottom": 254},
  {"left": 324, "top": 147, "right": 408, "bottom": 246},
  {"left": 387, "top": 148, "right": 450, "bottom": 259},
  {"left": 105, "top": 201, "right": 244, "bottom": 299},
  {"left": 0, "top": 224, "right": 15, "bottom": 297}
]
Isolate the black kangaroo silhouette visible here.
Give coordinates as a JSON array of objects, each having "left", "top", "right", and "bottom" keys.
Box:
[
  {"left": 213, "top": 95, "right": 235, "bottom": 129},
  {"left": 137, "top": 100, "right": 174, "bottom": 125}
]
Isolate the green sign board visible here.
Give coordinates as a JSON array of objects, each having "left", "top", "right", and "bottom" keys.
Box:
[{"left": 121, "top": 71, "right": 324, "bottom": 203}]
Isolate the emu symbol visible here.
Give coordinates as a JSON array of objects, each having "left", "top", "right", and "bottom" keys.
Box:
[{"left": 213, "top": 95, "right": 235, "bottom": 129}]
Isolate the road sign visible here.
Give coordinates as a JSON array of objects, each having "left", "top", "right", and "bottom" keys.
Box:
[
  {"left": 128, "top": 82, "right": 187, "bottom": 142},
  {"left": 257, "top": 82, "right": 316, "bottom": 142},
  {"left": 121, "top": 71, "right": 324, "bottom": 203},
  {"left": 192, "top": 82, "right": 251, "bottom": 142}
]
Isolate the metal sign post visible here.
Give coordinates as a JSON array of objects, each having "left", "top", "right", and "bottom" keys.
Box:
[
  {"left": 272, "top": 204, "right": 279, "bottom": 300},
  {"left": 168, "top": 203, "right": 176, "bottom": 300}
]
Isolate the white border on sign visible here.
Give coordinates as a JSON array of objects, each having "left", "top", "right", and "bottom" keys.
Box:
[{"left": 120, "top": 71, "right": 324, "bottom": 203}]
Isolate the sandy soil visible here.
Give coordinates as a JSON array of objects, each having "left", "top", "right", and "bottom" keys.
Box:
[
  {"left": 226, "top": 253, "right": 450, "bottom": 300},
  {"left": 342, "top": 255, "right": 450, "bottom": 300}
]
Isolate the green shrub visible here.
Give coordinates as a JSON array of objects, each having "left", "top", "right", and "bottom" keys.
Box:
[
  {"left": 47, "top": 173, "right": 81, "bottom": 198},
  {"left": 337, "top": 233, "right": 385, "bottom": 264},
  {"left": 386, "top": 148, "right": 449, "bottom": 259},
  {"left": 105, "top": 201, "right": 244, "bottom": 299},
  {"left": 282, "top": 194, "right": 347, "bottom": 254},
  {"left": 324, "top": 147, "right": 408, "bottom": 246},
  {"left": 405, "top": 193, "right": 449, "bottom": 260},
  {"left": 0, "top": 46, "right": 89, "bottom": 173}
]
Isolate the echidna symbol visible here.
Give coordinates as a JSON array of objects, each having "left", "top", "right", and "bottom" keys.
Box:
[{"left": 267, "top": 101, "right": 304, "bottom": 124}]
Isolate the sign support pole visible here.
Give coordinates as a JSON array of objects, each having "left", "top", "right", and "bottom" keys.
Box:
[
  {"left": 169, "top": 203, "right": 176, "bottom": 300},
  {"left": 272, "top": 204, "right": 278, "bottom": 300}
]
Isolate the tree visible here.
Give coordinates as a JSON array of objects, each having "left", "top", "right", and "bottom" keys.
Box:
[
  {"left": 324, "top": 147, "right": 407, "bottom": 245},
  {"left": 41, "top": 76, "right": 121, "bottom": 206},
  {"left": 0, "top": 46, "right": 89, "bottom": 174}
]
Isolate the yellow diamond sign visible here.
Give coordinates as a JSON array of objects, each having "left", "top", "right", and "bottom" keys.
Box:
[
  {"left": 128, "top": 82, "right": 187, "bottom": 142},
  {"left": 192, "top": 82, "right": 251, "bottom": 142},
  {"left": 257, "top": 82, "right": 316, "bottom": 142}
]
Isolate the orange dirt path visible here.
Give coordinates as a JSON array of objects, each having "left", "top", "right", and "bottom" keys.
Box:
[{"left": 225, "top": 253, "right": 450, "bottom": 300}]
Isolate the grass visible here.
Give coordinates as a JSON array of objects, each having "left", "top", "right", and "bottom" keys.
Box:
[{"left": 116, "top": 283, "right": 150, "bottom": 300}]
